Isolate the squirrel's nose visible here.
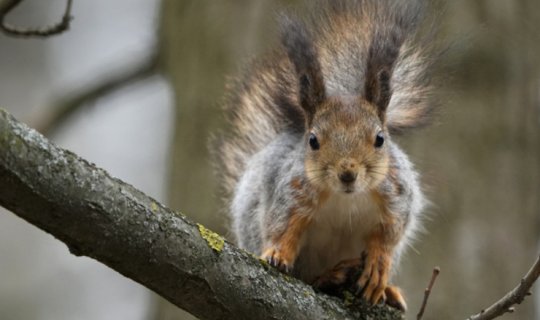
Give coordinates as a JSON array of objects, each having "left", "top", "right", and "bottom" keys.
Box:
[{"left": 339, "top": 171, "right": 357, "bottom": 184}]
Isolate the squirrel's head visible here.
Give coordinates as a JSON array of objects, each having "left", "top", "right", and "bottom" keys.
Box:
[
  {"left": 282, "top": 16, "right": 399, "bottom": 194},
  {"left": 304, "top": 98, "right": 389, "bottom": 194}
]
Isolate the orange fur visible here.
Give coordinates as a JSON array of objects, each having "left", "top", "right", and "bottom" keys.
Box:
[
  {"left": 371, "top": 190, "right": 405, "bottom": 243},
  {"left": 261, "top": 210, "right": 313, "bottom": 272},
  {"left": 353, "top": 191, "right": 406, "bottom": 304},
  {"left": 358, "top": 230, "right": 393, "bottom": 304}
]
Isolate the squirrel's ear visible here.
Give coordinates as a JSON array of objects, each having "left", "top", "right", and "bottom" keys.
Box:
[
  {"left": 364, "top": 24, "right": 406, "bottom": 123},
  {"left": 280, "top": 15, "right": 326, "bottom": 125},
  {"left": 365, "top": 66, "right": 392, "bottom": 122}
]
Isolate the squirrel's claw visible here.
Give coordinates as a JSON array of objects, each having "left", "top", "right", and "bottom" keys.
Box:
[
  {"left": 356, "top": 250, "right": 390, "bottom": 305},
  {"left": 313, "top": 256, "right": 407, "bottom": 312},
  {"left": 384, "top": 286, "right": 407, "bottom": 312},
  {"left": 261, "top": 246, "right": 293, "bottom": 274}
]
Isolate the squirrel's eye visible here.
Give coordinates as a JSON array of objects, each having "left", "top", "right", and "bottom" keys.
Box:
[
  {"left": 309, "top": 133, "right": 320, "bottom": 150},
  {"left": 374, "top": 131, "right": 385, "bottom": 148}
]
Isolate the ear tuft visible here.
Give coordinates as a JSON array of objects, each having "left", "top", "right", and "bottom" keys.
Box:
[
  {"left": 376, "top": 68, "right": 392, "bottom": 119},
  {"left": 280, "top": 15, "right": 326, "bottom": 125},
  {"left": 364, "top": 21, "right": 407, "bottom": 122}
]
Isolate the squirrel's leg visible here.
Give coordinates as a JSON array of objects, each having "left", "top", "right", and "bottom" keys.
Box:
[
  {"left": 357, "top": 231, "right": 392, "bottom": 304},
  {"left": 357, "top": 191, "right": 405, "bottom": 306},
  {"left": 260, "top": 211, "right": 312, "bottom": 273}
]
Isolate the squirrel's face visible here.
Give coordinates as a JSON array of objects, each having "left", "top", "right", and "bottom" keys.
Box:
[{"left": 304, "top": 97, "right": 389, "bottom": 194}]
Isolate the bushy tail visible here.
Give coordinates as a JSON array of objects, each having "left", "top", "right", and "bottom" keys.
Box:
[
  {"left": 386, "top": 22, "right": 441, "bottom": 134},
  {"left": 213, "top": 55, "right": 302, "bottom": 202},
  {"left": 215, "top": 0, "right": 440, "bottom": 202}
]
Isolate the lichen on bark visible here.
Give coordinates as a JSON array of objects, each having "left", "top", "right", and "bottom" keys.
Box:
[{"left": 197, "top": 223, "right": 225, "bottom": 253}]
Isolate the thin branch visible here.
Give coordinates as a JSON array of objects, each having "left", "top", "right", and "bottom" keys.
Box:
[
  {"left": 31, "top": 53, "right": 159, "bottom": 135},
  {"left": 0, "top": 109, "right": 402, "bottom": 320},
  {"left": 0, "top": 0, "right": 73, "bottom": 38},
  {"left": 417, "top": 267, "right": 440, "bottom": 320},
  {"left": 467, "top": 255, "right": 540, "bottom": 320}
]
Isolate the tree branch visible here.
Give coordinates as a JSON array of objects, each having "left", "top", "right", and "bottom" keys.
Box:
[
  {"left": 31, "top": 53, "right": 159, "bottom": 135},
  {"left": 0, "top": 108, "right": 402, "bottom": 320},
  {"left": 467, "top": 255, "right": 540, "bottom": 320},
  {"left": 0, "top": 0, "right": 73, "bottom": 38},
  {"left": 417, "top": 267, "right": 440, "bottom": 320}
]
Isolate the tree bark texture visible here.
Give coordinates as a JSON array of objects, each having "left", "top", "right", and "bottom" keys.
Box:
[{"left": 0, "top": 109, "right": 402, "bottom": 320}]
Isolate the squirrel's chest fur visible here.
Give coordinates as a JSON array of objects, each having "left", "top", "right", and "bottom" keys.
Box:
[{"left": 295, "top": 191, "right": 382, "bottom": 282}]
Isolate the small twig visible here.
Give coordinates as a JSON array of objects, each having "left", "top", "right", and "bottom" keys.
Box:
[
  {"left": 30, "top": 53, "right": 159, "bottom": 135},
  {"left": 0, "top": 0, "right": 73, "bottom": 38},
  {"left": 417, "top": 267, "right": 441, "bottom": 320},
  {"left": 467, "top": 254, "right": 540, "bottom": 320}
]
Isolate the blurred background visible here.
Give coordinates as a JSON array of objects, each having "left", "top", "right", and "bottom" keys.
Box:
[{"left": 0, "top": 0, "right": 538, "bottom": 320}]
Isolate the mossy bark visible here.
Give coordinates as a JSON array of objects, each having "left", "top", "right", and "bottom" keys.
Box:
[{"left": 0, "top": 109, "right": 402, "bottom": 320}]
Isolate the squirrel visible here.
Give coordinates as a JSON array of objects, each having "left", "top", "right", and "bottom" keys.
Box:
[{"left": 215, "top": 0, "right": 438, "bottom": 312}]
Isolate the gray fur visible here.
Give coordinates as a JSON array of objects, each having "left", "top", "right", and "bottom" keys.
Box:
[
  {"left": 383, "top": 142, "right": 426, "bottom": 268},
  {"left": 219, "top": 0, "right": 436, "bottom": 286},
  {"left": 232, "top": 132, "right": 305, "bottom": 252},
  {"left": 232, "top": 134, "right": 425, "bottom": 282}
]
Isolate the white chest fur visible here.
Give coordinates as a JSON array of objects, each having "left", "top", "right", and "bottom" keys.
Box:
[{"left": 296, "top": 191, "right": 383, "bottom": 282}]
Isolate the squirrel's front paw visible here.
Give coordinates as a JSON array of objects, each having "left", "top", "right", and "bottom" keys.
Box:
[
  {"left": 313, "top": 256, "right": 407, "bottom": 312},
  {"left": 356, "top": 250, "right": 391, "bottom": 305},
  {"left": 261, "top": 246, "right": 294, "bottom": 273}
]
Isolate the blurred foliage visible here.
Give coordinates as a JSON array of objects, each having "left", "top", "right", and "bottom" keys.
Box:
[{"left": 159, "top": 0, "right": 540, "bottom": 319}]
